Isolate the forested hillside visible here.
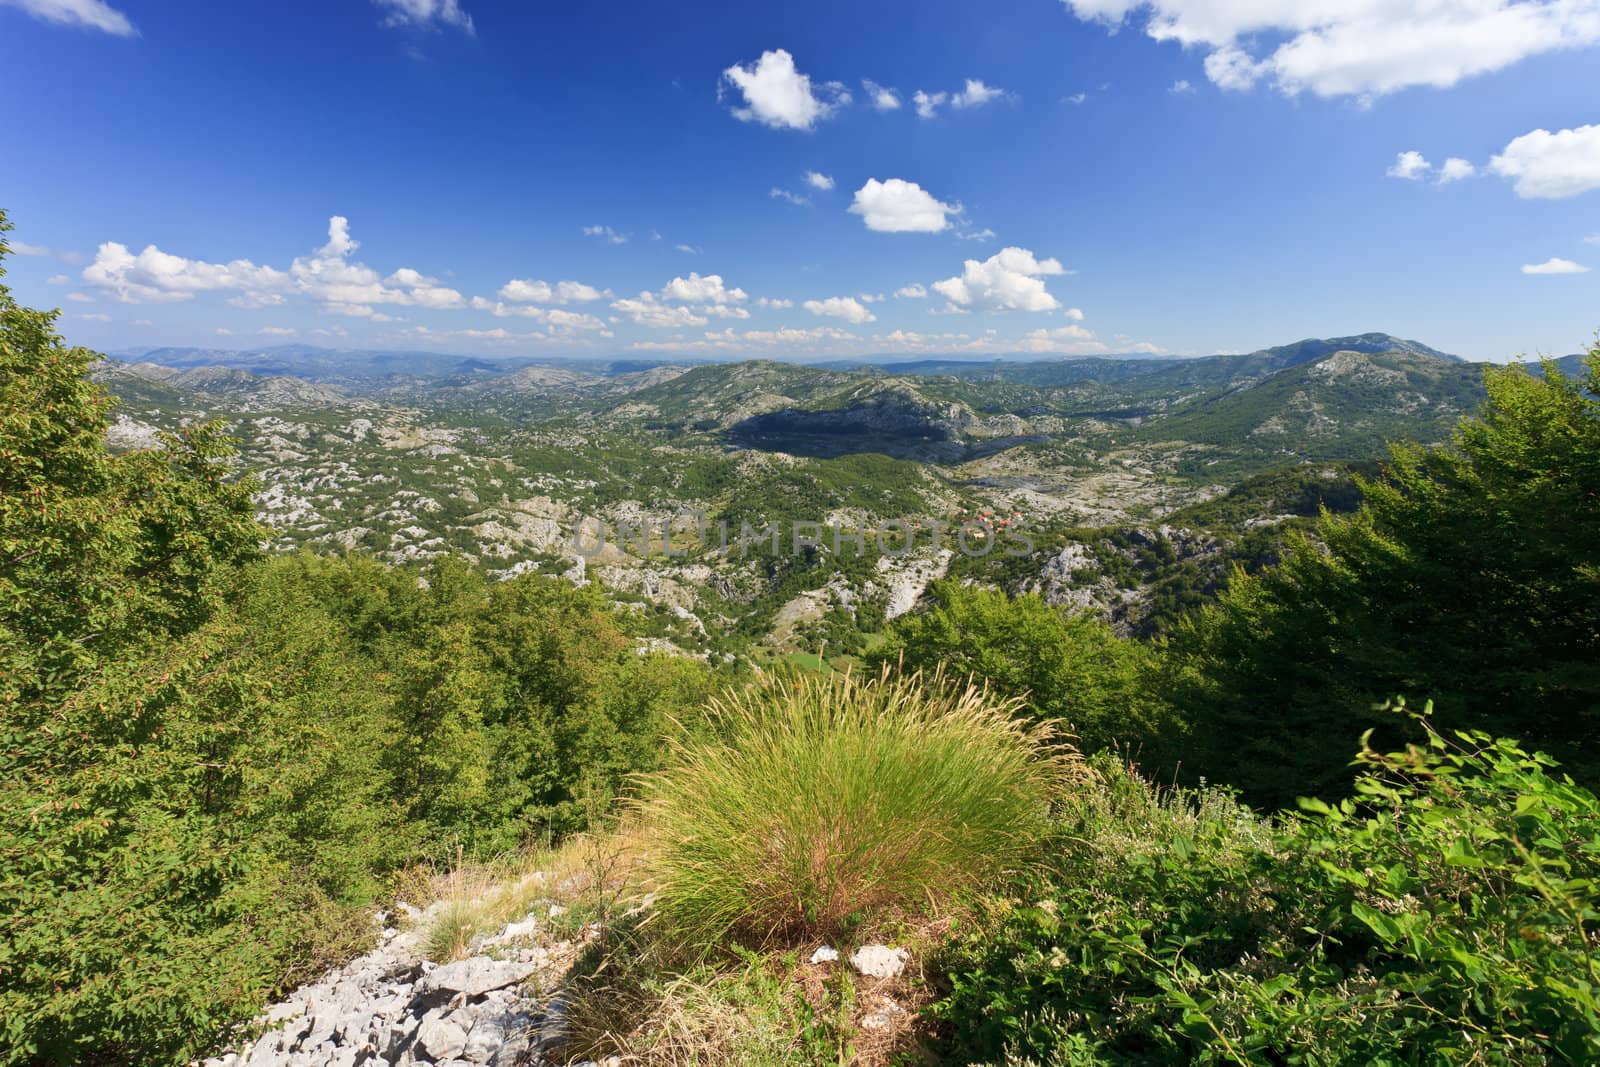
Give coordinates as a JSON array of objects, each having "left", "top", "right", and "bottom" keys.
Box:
[{"left": 4, "top": 215, "right": 1600, "bottom": 1065}]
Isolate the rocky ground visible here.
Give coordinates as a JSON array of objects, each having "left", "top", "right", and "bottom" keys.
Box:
[{"left": 200, "top": 896, "right": 594, "bottom": 1067}]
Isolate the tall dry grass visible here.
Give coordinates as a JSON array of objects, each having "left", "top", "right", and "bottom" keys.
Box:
[{"left": 636, "top": 665, "right": 1083, "bottom": 950}]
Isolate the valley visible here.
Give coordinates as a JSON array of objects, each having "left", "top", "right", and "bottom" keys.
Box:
[{"left": 95, "top": 332, "right": 1494, "bottom": 657}]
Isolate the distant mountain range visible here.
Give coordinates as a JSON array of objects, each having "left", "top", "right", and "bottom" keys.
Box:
[{"left": 106, "top": 332, "right": 1493, "bottom": 391}]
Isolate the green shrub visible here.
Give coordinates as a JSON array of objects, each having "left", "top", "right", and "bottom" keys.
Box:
[
  {"left": 638, "top": 667, "right": 1082, "bottom": 950},
  {"left": 867, "top": 581, "right": 1162, "bottom": 754},
  {"left": 935, "top": 706, "right": 1600, "bottom": 1064},
  {"left": 1166, "top": 346, "right": 1600, "bottom": 807}
]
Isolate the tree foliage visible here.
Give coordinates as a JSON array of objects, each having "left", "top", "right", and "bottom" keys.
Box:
[
  {"left": 1165, "top": 347, "right": 1600, "bottom": 807},
  {"left": 867, "top": 580, "right": 1160, "bottom": 753}
]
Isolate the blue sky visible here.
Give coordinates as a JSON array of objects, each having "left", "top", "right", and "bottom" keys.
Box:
[{"left": 2, "top": 0, "right": 1598, "bottom": 362}]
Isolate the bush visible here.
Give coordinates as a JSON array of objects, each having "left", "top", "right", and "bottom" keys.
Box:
[
  {"left": 866, "top": 581, "right": 1161, "bottom": 755},
  {"left": 1165, "top": 347, "right": 1600, "bottom": 807},
  {"left": 638, "top": 667, "right": 1082, "bottom": 951},
  {"left": 935, "top": 706, "right": 1600, "bottom": 1064}
]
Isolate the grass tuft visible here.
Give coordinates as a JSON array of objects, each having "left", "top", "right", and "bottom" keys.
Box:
[{"left": 636, "top": 665, "right": 1083, "bottom": 950}]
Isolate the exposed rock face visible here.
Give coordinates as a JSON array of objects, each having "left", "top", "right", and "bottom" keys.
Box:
[{"left": 198, "top": 902, "right": 578, "bottom": 1067}]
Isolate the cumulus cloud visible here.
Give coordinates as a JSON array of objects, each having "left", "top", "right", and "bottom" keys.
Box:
[
  {"left": 895, "top": 284, "right": 927, "bottom": 299},
  {"left": 469, "top": 297, "right": 606, "bottom": 330},
  {"left": 81, "top": 216, "right": 467, "bottom": 316},
  {"left": 912, "top": 90, "right": 947, "bottom": 119},
  {"left": 770, "top": 187, "right": 810, "bottom": 206},
  {"left": 257, "top": 326, "right": 296, "bottom": 336},
  {"left": 46, "top": 274, "right": 69, "bottom": 285},
  {"left": 805, "top": 170, "right": 835, "bottom": 191},
  {"left": 582, "top": 224, "right": 628, "bottom": 244},
  {"left": 1169, "top": 79, "right": 1196, "bottom": 94},
  {"left": 10, "top": 239, "right": 51, "bottom": 256},
  {"left": 803, "top": 296, "right": 876, "bottom": 324},
  {"left": 862, "top": 79, "right": 902, "bottom": 110},
  {"left": 1018, "top": 324, "right": 1108, "bottom": 354},
  {"left": 675, "top": 243, "right": 702, "bottom": 254},
  {"left": 757, "top": 297, "right": 794, "bottom": 309},
  {"left": 849, "top": 178, "right": 961, "bottom": 233},
  {"left": 612, "top": 272, "right": 748, "bottom": 327},
  {"left": 77, "top": 312, "right": 110, "bottom": 322},
  {"left": 721, "top": 49, "right": 849, "bottom": 131},
  {"left": 1387, "top": 150, "right": 1432, "bottom": 180},
  {"left": 1062, "top": 1, "right": 1600, "bottom": 99},
  {"left": 374, "top": 0, "right": 474, "bottom": 34},
  {"left": 497, "top": 278, "right": 606, "bottom": 303},
  {"left": 0, "top": 0, "right": 136, "bottom": 36},
  {"left": 1490, "top": 123, "right": 1600, "bottom": 199},
  {"left": 661, "top": 272, "right": 747, "bottom": 304},
  {"left": 83, "top": 242, "right": 289, "bottom": 304},
  {"left": 1437, "top": 157, "right": 1478, "bottom": 183},
  {"left": 952, "top": 79, "right": 1009, "bottom": 108},
  {"left": 932, "top": 247, "right": 1067, "bottom": 312},
  {"left": 1522, "top": 257, "right": 1591, "bottom": 274},
  {"left": 915, "top": 79, "right": 1011, "bottom": 118},
  {"left": 65, "top": 292, "right": 94, "bottom": 303}
]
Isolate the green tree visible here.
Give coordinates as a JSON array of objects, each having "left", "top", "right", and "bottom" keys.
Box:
[
  {"left": 1166, "top": 346, "right": 1600, "bottom": 807},
  {"left": 867, "top": 580, "right": 1161, "bottom": 753}
]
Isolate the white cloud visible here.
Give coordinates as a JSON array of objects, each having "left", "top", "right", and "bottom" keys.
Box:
[
  {"left": 1387, "top": 150, "right": 1432, "bottom": 180},
  {"left": 661, "top": 272, "right": 747, "bottom": 304},
  {"left": 912, "top": 90, "right": 947, "bottom": 119},
  {"left": 83, "top": 241, "right": 288, "bottom": 304},
  {"left": 374, "top": 0, "right": 474, "bottom": 33},
  {"left": 757, "top": 297, "right": 794, "bottom": 309},
  {"left": 1490, "top": 123, "right": 1600, "bottom": 199},
  {"left": 0, "top": 0, "right": 136, "bottom": 36},
  {"left": 933, "top": 247, "right": 1067, "bottom": 313},
  {"left": 497, "top": 278, "right": 606, "bottom": 303},
  {"left": 862, "top": 79, "right": 902, "bottom": 110},
  {"left": 858, "top": 292, "right": 884, "bottom": 303},
  {"left": 130, "top": 319, "right": 152, "bottom": 326},
  {"left": 611, "top": 293, "right": 708, "bottom": 329},
  {"left": 258, "top": 326, "right": 296, "bottom": 336},
  {"left": 1169, "top": 79, "right": 1196, "bottom": 94},
  {"left": 46, "top": 274, "right": 69, "bottom": 285},
  {"left": 1066, "top": 91, "right": 1089, "bottom": 104},
  {"left": 1522, "top": 257, "right": 1591, "bottom": 274},
  {"left": 952, "top": 79, "right": 1009, "bottom": 108},
  {"left": 805, "top": 170, "right": 835, "bottom": 191},
  {"left": 1063, "top": 1, "right": 1600, "bottom": 99},
  {"left": 582, "top": 224, "right": 628, "bottom": 244},
  {"left": 803, "top": 296, "right": 876, "bottom": 324},
  {"left": 289, "top": 218, "right": 464, "bottom": 310},
  {"left": 1586, "top": 233, "right": 1600, "bottom": 245},
  {"left": 468, "top": 297, "right": 605, "bottom": 331},
  {"left": 957, "top": 227, "right": 997, "bottom": 242},
  {"left": 65, "top": 292, "right": 93, "bottom": 303},
  {"left": 675, "top": 243, "right": 702, "bottom": 254},
  {"left": 721, "top": 49, "right": 848, "bottom": 131},
  {"left": 770, "top": 187, "right": 811, "bottom": 206},
  {"left": 77, "top": 312, "right": 110, "bottom": 322},
  {"left": 1437, "top": 157, "right": 1477, "bottom": 183},
  {"left": 215, "top": 328, "right": 233, "bottom": 336},
  {"left": 849, "top": 178, "right": 960, "bottom": 233},
  {"left": 894, "top": 284, "right": 928, "bottom": 299},
  {"left": 11, "top": 239, "right": 51, "bottom": 256},
  {"left": 915, "top": 79, "right": 1011, "bottom": 118},
  {"left": 915, "top": 90, "right": 947, "bottom": 119},
  {"left": 1019, "top": 324, "right": 1107, "bottom": 354}
]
